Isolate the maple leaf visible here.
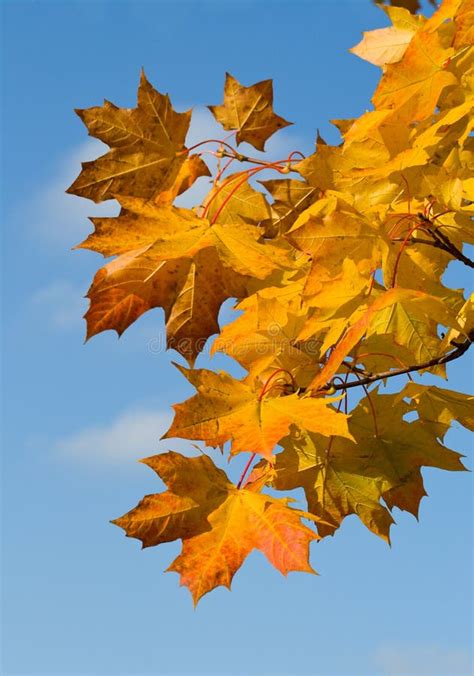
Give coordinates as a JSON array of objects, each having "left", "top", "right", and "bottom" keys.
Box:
[
  {"left": 163, "top": 365, "right": 354, "bottom": 460},
  {"left": 441, "top": 294, "right": 474, "bottom": 350},
  {"left": 203, "top": 176, "right": 271, "bottom": 226},
  {"left": 341, "top": 108, "right": 411, "bottom": 164},
  {"left": 208, "top": 73, "right": 292, "bottom": 150},
  {"left": 293, "top": 137, "right": 403, "bottom": 212},
  {"left": 382, "top": 229, "right": 466, "bottom": 306},
  {"left": 293, "top": 142, "right": 346, "bottom": 193},
  {"left": 286, "top": 194, "right": 387, "bottom": 288},
  {"left": 78, "top": 196, "right": 291, "bottom": 362},
  {"left": 259, "top": 178, "right": 319, "bottom": 237},
  {"left": 84, "top": 249, "right": 248, "bottom": 364},
  {"left": 272, "top": 389, "right": 466, "bottom": 540},
  {"left": 454, "top": 0, "right": 474, "bottom": 47},
  {"left": 350, "top": 26, "right": 414, "bottom": 68},
  {"left": 372, "top": 25, "right": 457, "bottom": 122},
  {"left": 212, "top": 283, "right": 320, "bottom": 385},
  {"left": 155, "top": 154, "right": 211, "bottom": 205},
  {"left": 398, "top": 382, "right": 474, "bottom": 438},
  {"left": 67, "top": 71, "right": 198, "bottom": 203},
  {"left": 308, "top": 288, "right": 461, "bottom": 391},
  {"left": 68, "top": 0, "right": 474, "bottom": 604},
  {"left": 302, "top": 258, "right": 372, "bottom": 308},
  {"left": 350, "top": 6, "right": 423, "bottom": 68},
  {"left": 79, "top": 196, "right": 287, "bottom": 279},
  {"left": 112, "top": 451, "right": 318, "bottom": 605}
]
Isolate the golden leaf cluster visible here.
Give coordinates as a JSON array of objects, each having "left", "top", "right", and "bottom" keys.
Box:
[{"left": 68, "top": 0, "right": 473, "bottom": 603}]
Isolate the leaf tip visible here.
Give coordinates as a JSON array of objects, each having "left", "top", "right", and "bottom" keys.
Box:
[{"left": 139, "top": 67, "right": 148, "bottom": 86}]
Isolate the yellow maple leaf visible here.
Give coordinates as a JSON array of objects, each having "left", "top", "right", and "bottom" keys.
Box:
[
  {"left": 399, "top": 382, "right": 474, "bottom": 437},
  {"left": 259, "top": 178, "right": 319, "bottom": 237},
  {"left": 212, "top": 283, "right": 320, "bottom": 385},
  {"left": 351, "top": 6, "right": 425, "bottom": 68},
  {"left": 202, "top": 175, "right": 271, "bottom": 226},
  {"left": 309, "top": 288, "right": 461, "bottom": 391},
  {"left": 80, "top": 196, "right": 288, "bottom": 279},
  {"left": 287, "top": 194, "right": 386, "bottom": 285},
  {"left": 350, "top": 26, "right": 415, "bottom": 68},
  {"left": 208, "top": 72, "right": 292, "bottom": 150},
  {"left": 454, "top": 0, "right": 474, "bottom": 48},
  {"left": 163, "top": 365, "right": 354, "bottom": 460},
  {"left": 155, "top": 154, "right": 211, "bottom": 205},
  {"left": 67, "top": 71, "right": 196, "bottom": 202},
  {"left": 372, "top": 28, "right": 457, "bottom": 122}
]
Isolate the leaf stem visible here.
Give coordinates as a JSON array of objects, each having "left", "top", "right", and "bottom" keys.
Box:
[
  {"left": 237, "top": 453, "right": 257, "bottom": 489},
  {"left": 207, "top": 162, "right": 289, "bottom": 225},
  {"left": 182, "top": 139, "right": 238, "bottom": 155}
]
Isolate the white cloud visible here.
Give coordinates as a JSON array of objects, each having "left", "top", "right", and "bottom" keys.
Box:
[
  {"left": 54, "top": 407, "right": 199, "bottom": 465},
  {"left": 27, "top": 139, "right": 118, "bottom": 247},
  {"left": 32, "top": 279, "right": 87, "bottom": 330},
  {"left": 374, "top": 642, "right": 472, "bottom": 676}
]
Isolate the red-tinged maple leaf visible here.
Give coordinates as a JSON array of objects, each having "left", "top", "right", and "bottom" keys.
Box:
[
  {"left": 112, "top": 451, "right": 318, "bottom": 605},
  {"left": 208, "top": 72, "right": 292, "bottom": 150},
  {"left": 77, "top": 196, "right": 291, "bottom": 363},
  {"left": 83, "top": 250, "right": 251, "bottom": 364}
]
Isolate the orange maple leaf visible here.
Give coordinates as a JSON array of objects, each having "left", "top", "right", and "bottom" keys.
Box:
[
  {"left": 112, "top": 451, "right": 318, "bottom": 605},
  {"left": 76, "top": 196, "right": 290, "bottom": 362}
]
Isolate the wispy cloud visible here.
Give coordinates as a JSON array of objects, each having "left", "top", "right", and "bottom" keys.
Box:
[
  {"left": 374, "top": 642, "right": 472, "bottom": 676},
  {"left": 54, "top": 407, "right": 198, "bottom": 465},
  {"left": 27, "top": 139, "right": 118, "bottom": 248},
  {"left": 31, "top": 280, "right": 87, "bottom": 330}
]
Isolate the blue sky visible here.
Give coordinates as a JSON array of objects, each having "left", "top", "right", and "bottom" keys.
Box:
[{"left": 1, "top": 1, "right": 472, "bottom": 675}]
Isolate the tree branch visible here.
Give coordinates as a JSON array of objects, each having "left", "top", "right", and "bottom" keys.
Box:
[
  {"left": 430, "top": 229, "right": 474, "bottom": 268},
  {"left": 393, "top": 232, "right": 474, "bottom": 268},
  {"left": 317, "top": 337, "right": 473, "bottom": 393}
]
